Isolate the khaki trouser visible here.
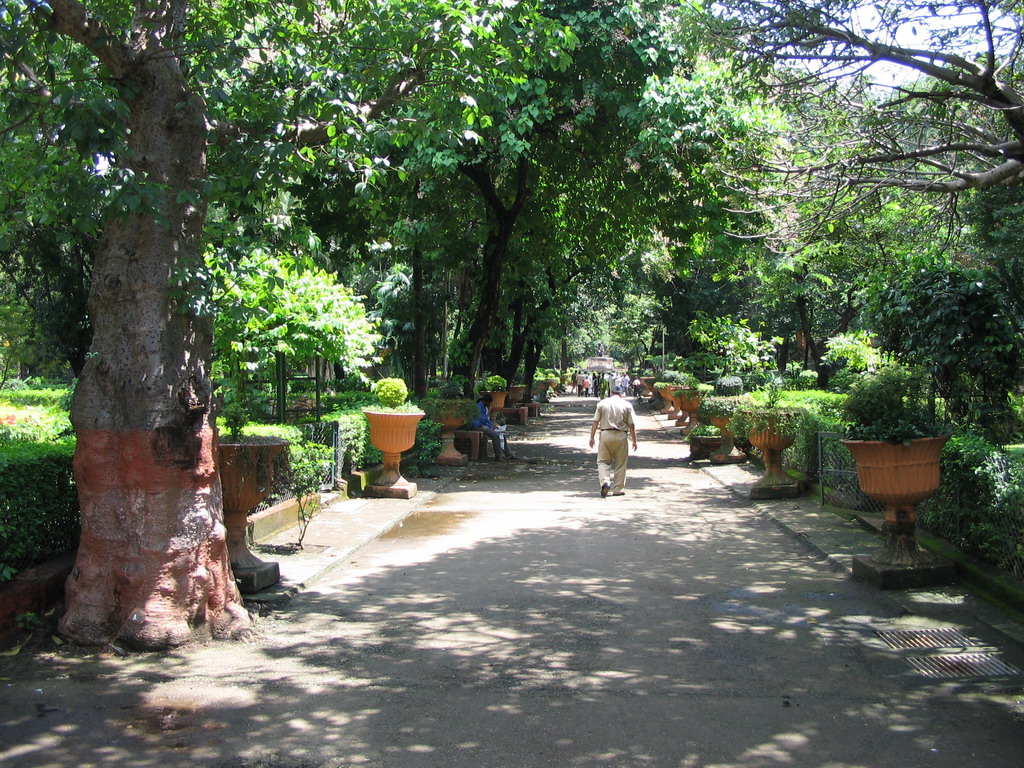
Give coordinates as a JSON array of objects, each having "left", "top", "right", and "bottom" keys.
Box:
[{"left": 597, "top": 429, "right": 629, "bottom": 492}]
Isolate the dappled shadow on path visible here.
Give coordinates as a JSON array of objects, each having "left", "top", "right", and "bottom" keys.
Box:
[{"left": 3, "top": 396, "right": 1024, "bottom": 766}]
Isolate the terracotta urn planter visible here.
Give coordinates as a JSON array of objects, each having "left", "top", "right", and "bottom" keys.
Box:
[
  {"left": 423, "top": 400, "right": 474, "bottom": 467},
  {"left": 708, "top": 415, "right": 746, "bottom": 464},
  {"left": 747, "top": 424, "right": 799, "bottom": 499},
  {"left": 481, "top": 390, "right": 508, "bottom": 412},
  {"left": 656, "top": 385, "right": 675, "bottom": 415},
  {"left": 508, "top": 384, "right": 528, "bottom": 405},
  {"left": 674, "top": 389, "right": 702, "bottom": 432},
  {"left": 640, "top": 377, "right": 656, "bottom": 396},
  {"left": 218, "top": 437, "right": 288, "bottom": 593},
  {"left": 662, "top": 385, "right": 684, "bottom": 420},
  {"left": 842, "top": 435, "right": 954, "bottom": 587},
  {"left": 363, "top": 410, "right": 424, "bottom": 498}
]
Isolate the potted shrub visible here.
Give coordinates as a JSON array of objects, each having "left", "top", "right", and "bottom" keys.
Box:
[
  {"left": 685, "top": 422, "right": 723, "bottom": 463},
  {"left": 217, "top": 401, "right": 289, "bottom": 593},
  {"left": 841, "top": 365, "right": 954, "bottom": 587},
  {"left": 362, "top": 378, "right": 424, "bottom": 499},
  {"left": 733, "top": 385, "right": 806, "bottom": 498},
  {"left": 480, "top": 374, "right": 509, "bottom": 410},
  {"left": 422, "top": 380, "right": 477, "bottom": 467},
  {"left": 696, "top": 395, "right": 751, "bottom": 464}
]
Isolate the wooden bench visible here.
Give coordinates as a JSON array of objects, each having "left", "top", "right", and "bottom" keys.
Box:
[
  {"left": 496, "top": 406, "right": 529, "bottom": 426},
  {"left": 454, "top": 429, "right": 511, "bottom": 460},
  {"left": 453, "top": 430, "right": 483, "bottom": 461}
]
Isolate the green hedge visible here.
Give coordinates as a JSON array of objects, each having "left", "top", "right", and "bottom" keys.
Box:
[
  {"left": 0, "top": 439, "right": 79, "bottom": 582},
  {"left": 922, "top": 433, "right": 1024, "bottom": 574},
  {"left": 0, "top": 387, "right": 72, "bottom": 410}
]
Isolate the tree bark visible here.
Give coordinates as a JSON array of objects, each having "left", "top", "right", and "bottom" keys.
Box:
[
  {"left": 453, "top": 158, "right": 530, "bottom": 383},
  {"left": 523, "top": 337, "right": 543, "bottom": 400},
  {"left": 412, "top": 246, "right": 428, "bottom": 398},
  {"left": 54, "top": 10, "right": 249, "bottom": 649}
]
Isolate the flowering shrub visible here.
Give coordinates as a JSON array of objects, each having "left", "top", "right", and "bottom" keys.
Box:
[{"left": 0, "top": 407, "right": 69, "bottom": 444}]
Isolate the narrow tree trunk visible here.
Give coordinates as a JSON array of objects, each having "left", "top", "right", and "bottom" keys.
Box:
[
  {"left": 412, "top": 246, "right": 427, "bottom": 398},
  {"left": 523, "top": 337, "right": 543, "bottom": 400},
  {"left": 504, "top": 291, "right": 527, "bottom": 384},
  {"left": 59, "top": 53, "right": 248, "bottom": 649}
]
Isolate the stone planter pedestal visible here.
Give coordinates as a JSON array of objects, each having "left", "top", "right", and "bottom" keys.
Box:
[
  {"left": 748, "top": 428, "right": 800, "bottom": 499},
  {"left": 364, "top": 411, "right": 424, "bottom": 499},
  {"left": 709, "top": 416, "right": 746, "bottom": 464},
  {"left": 842, "top": 436, "right": 955, "bottom": 588},
  {"left": 435, "top": 414, "right": 468, "bottom": 467},
  {"left": 219, "top": 439, "right": 288, "bottom": 593},
  {"left": 675, "top": 391, "right": 702, "bottom": 433},
  {"left": 686, "top": 435, "right": 722, "bottom": 462}
]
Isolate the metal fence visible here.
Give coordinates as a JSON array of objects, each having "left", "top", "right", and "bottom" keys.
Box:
[
  {"left": 298, "top": 420, "right": 342, "bottom": 490},
  {"left": 251, "top": 421, "right": 342, "bottom": 515},
  {"left": 817, "top": 431, "right": 1024, "bottom": 579},
  {"left": 816, "top": 432, "right": 885, "bottom": 515}
]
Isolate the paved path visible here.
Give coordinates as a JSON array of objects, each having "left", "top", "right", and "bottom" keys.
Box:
[{"left": 3, "top": 397, "right": 1024, "bottom": 767}]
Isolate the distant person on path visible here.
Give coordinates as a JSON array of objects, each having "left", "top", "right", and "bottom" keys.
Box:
[
  {"left": 588, "top": 385, "right": 638, "bottom": 497},
  {"left": 472, "top": 393, "right": 516, "bottom": 461}
]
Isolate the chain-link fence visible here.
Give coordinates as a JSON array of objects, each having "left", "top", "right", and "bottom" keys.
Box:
[
  {"left": 297, "top": 420, "right": 342, "bottom": 490},
  {"left": 817, "top": 432, "right": 885, "bottom": 514},
  {"left": 817, "top": 431, "right": 1024, "bottom": 579},
  {"left": 250, "top": 421, "right": 341, "bottom": 516}
]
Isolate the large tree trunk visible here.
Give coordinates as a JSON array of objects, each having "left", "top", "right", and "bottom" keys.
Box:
[
  {"left": 58, "top": 44, "right": 248, "bottom": 649},
  {"left": 453, "top": 158, "right": 530, "bottom": 383}
]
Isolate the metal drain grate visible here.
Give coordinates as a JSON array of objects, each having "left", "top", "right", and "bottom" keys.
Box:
[
  {"left": 906, "top": 653, "right": 1021, "bottom": 679},
  {"left": 876, "top": 628, "right": 977, "bottom": 650}
]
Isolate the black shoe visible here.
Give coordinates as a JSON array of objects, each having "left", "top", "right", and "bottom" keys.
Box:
[{"left": 600, "top": 481, "right": 611, "bottom": 498}]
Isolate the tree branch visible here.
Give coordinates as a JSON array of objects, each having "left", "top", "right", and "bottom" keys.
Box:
[{"left": 32, "top": 0, "right": 135, "bottom": 77}]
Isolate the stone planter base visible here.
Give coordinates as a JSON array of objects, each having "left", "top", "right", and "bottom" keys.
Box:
[
  {"left": 686, "top": 436, "right": 721, "bottom": 462},
  {"left": 709, "top": 451, "right": 747, "bottom": 465},
  {"left": 365, "top": 477, "right": 418, "bottom": 499},
  {"left": 235, "top": 561, "right": 282, "bottom": 595},
  {"left": 852, "top": 552, "right": 956, "bottom": 589},
  {"left": 750, "top": 479, "right": 802, "bottom": 500}
]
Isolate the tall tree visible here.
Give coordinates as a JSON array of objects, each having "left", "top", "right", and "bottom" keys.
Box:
[
  {"left": 3, "top": 0, "right": 571, "bottom": 648},
  {"left": 711, "top": 1, "right": 1024, "bottom": 193}
]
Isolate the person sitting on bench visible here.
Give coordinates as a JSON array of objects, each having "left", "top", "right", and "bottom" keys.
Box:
[{"left": 472, "top": 393, "right": 516, "bottom": 461}]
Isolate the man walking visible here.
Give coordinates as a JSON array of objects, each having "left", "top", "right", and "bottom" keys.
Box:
[{"left": 588, "top": 385, "right": 638, "bottom": 497}]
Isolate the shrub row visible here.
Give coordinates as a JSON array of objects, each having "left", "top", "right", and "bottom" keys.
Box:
[
  {"left": 0, "top": 439, "right": 79, "bottom": 582},
  {"left": 922, "top": 433, "right": 1024, "bottom": 576}
]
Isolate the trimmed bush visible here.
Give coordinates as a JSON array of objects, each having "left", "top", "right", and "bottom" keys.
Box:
[
  {"left": 320, "top": 408, "right": 380, "bottom": 473},
  {"left": 0, "top": 439, "right": 79, "bottom": 582},
  {"left": 0, "top": 387, "right": 70, "bottom": 409},
  {"left": 714, "top": 376, "right": 744, "bottom": 396}
]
